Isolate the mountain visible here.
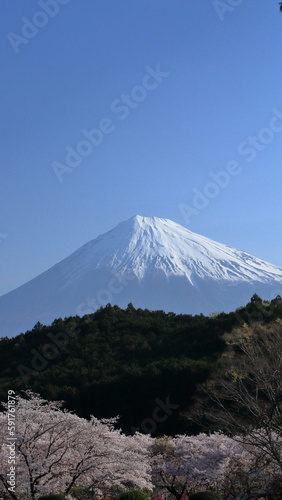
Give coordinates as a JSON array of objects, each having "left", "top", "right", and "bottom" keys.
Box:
[{"left": 1, "top": 215, "right": 282, "bottom": 337}]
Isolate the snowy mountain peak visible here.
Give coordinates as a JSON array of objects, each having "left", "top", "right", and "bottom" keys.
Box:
[
  {"left": 67, "top": 214, "right": 282, "bottom": 285},
  {"left": 1, "top": 215, "right": 282, "bottom": 337}
]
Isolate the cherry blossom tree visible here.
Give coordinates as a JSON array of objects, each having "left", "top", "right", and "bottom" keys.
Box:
[
  {"left": 150, "top": 433, "right": 247, "bottom": 499},
  {"left": 0, "top": 392, "right": 152, "bottom": 500},
  {"left": 2, "top": 391, "right": 279, "bottom": 500}
]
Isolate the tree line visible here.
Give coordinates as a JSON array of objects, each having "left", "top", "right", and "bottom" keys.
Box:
[{"left": 0, "top": 295, "right": 282, "bottom": 436}]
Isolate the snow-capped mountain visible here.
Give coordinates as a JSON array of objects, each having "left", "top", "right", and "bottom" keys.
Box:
[{"left": 1, "top": 215, "right": 282, "bottom": 337}]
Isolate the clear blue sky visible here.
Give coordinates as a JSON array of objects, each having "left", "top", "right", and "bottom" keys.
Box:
[{"left": 1, "top": 0, "right": 282, "bottom": 296}]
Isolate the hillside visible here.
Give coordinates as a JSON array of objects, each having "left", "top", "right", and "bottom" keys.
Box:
[
  {"left": 1, "top": 294, "right": 282, "bottom": 436},
  {"left": 1, "top": 215, "right": 282, "bottom": 338}
]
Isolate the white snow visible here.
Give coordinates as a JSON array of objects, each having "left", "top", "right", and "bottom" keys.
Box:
[
  {"left": 1, "top": 215, "right": 282, "bottom": 337},
  {"left": 56, "top": 215, "right": 282, "bottom": 286}
]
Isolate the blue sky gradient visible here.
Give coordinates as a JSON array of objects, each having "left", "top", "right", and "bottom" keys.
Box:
[{"left": 1, "top": 0, "right": 282, "bottom": 296}]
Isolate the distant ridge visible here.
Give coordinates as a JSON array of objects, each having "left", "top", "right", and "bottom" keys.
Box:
[{"left": 1, "top": 215, "right": 282, "bottom": 337}]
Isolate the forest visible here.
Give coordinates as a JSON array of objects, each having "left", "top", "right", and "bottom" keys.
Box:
[
  {"left": 0, "top": 294, "right": 282, "bottom": 436},
  {"left": 1, "top": 295, "right": 282, "bottom": 500}
]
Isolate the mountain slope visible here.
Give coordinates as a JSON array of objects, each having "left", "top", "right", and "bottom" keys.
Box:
[{"left": 1, "top": 215, "right": 282, "bottom": 337}]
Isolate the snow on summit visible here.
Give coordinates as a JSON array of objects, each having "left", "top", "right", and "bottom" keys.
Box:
[
  {"left": 1, "top": 215, "right": 282, "bottom": 337},
  {"left": 61, "top": 215, "right": 282, "bottom": 283}
]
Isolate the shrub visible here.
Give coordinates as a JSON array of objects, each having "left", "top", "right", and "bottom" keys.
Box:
[
  {"left": 119, "top": 489, "right": 150, "bottom": 500},
  {"left": 38, "top": 494, "right": 67, "bottom": 500},
  {"left": 189, "top": 491, "right": 220, "bottom": 500}
]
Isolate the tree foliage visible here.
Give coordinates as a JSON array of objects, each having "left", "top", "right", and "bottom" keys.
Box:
[
  {"left": 1, "top": 392, "right": 282, "bottom": 500},
  {"left": 190, "top": 319, "right": 282, "bottom": 476},
  {"left": 0, "top": 296, "right": 282, "bottom": 436},
  {"left": 0, "top": 392, "right": 152, "bottom": 500}
]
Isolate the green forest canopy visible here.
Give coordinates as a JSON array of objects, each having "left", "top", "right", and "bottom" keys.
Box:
[{"left": 0, "top": 294, "right": 282, "bottom": 436}]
